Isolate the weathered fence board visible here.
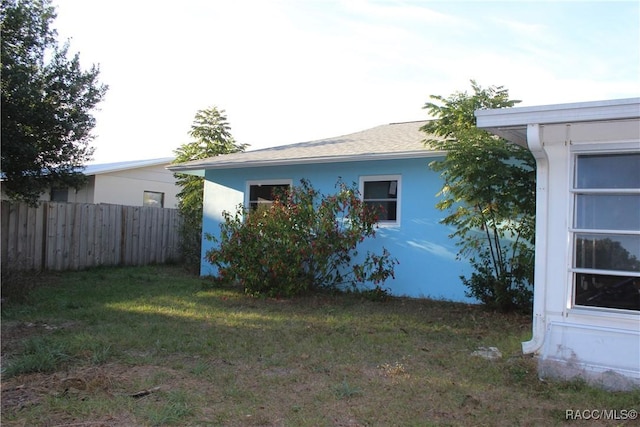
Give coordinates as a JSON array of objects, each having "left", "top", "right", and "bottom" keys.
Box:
[{"left": 1, "top": 201, "right": 181, "bottom": 271}]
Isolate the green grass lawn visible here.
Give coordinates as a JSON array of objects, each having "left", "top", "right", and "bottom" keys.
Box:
[{"left": 1, "top": 265, "right": 638, "bottom": 426}]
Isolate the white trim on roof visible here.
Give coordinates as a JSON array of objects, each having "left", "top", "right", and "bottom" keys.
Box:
[
  {"left": 475, "top": 98, "right": 640, "bottom": 147},
  {"left": 475, "top": 98, "right": 640, "bottom": 127},
  {"left": 84, "top": 157, "right": 175, "bottom": 175},
  {"left": 168, "top": 150, "right": 443, "bottom": 172}
]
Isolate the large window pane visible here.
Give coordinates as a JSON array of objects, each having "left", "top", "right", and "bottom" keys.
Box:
[
  {"left": 249, "top": 184, "right": 289, "bottom": 211},
  {"left": 576, "top": 153, "right": 640, "bottom": 189},
  {"left": 575, "top": 272, "right": 640, "bottom": 311},
  {"left": 575, "top": 194, "right": 640, "bottom": 230},
  {"left": 575, "top": 234, "right": 640, "bottom": 272},
  {"left": 364, "top": 201, "right": 397, "bottom": 221},
  {"left": 363, "top": 180, "right": 397, "bottom": 199}
]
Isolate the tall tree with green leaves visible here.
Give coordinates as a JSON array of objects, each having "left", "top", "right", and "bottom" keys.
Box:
[
  {"left": 1, "top": 0, "right": 108, "bottom": 205},
  {"left": 422, "top": 81, "right": 536, "bottom": 311},
  {"left": 173, "top": 107, "right": 248, "bottom": 273}
]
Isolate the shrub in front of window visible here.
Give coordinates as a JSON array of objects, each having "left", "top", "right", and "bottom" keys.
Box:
[{"left": 205, "top": 179, "right": 398, "bottom": 297}]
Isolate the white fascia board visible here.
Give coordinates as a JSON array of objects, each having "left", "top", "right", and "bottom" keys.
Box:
[
  {"left": 475, "top": 98, "right": 640, "bottom": 129},
  {"left": 167, "top": 150, "right": 445, "bottom": 173},
  {"left": 86, "top": 157, "right": 175, "bottom": 176},
  {"left": 475, "top": 98, "right": 640, "bottom": 148}
]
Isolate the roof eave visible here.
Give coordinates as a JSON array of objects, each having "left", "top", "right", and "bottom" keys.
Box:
[
  {"left": 475, "top": 97, "right": 640, "bottom": 147},
  {"left": 86, "top": 157, "right": 175, "bottom": 176},
  {"left": 167, "top": 150, "right": 445, "bottom": 174},
  {"left": 475, "top": 97, "right": 640, "bottom": 127}
]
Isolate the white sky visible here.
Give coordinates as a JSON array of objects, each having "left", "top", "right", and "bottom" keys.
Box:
[{"left": 52, "top": 0, "right": 640, "bottom": 164}]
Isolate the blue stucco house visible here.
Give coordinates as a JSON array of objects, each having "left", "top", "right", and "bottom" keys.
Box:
[{"left": 168, "top": 121, "right": 474, "bottom": 301}]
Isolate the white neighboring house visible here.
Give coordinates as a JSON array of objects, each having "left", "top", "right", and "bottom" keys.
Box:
[
  {"left": 476, "top": 98, "right": 640, "bottom": 390},
  {"left": 1, "top": 157, "right": 180, "bottom": 208}
]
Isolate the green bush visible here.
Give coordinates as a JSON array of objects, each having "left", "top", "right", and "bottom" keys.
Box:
[
  {"left": 205, "top": 179, "right": 398, "bottom": 297},
  {"left": 462, "top": 244, "right": 533, "bottom": 312}
]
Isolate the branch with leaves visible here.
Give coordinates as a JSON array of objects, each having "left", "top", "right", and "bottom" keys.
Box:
[
  {"left": 1, "top": 0, "right": 108, "bottom": 205},
  {"left": 172, "top": 106, "right": 248, "bottom": 273},
  {"left": 422, "top": 80, "right": 536, "bottom": 311}
]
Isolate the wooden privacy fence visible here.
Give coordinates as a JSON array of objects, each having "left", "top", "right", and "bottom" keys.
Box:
[{"left": 1, "top": 201, "right": 182, "bottom": 271}]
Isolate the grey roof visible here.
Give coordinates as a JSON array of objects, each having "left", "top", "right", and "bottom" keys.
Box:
[
  {"left": 168, "top": 121, "right": 442, "bottom": 174},
  {"left": 83, "top": 157, "right": 175, "bottom": 175}
]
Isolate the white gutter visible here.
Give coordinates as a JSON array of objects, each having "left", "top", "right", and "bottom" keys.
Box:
[
  {"left": 522, "top": 123, "right": 548, "bottom": 354},
  {"left": 474, "top": 97, "right": 640, "bottom": 127}
]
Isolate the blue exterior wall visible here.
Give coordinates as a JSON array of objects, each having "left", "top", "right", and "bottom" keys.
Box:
[{"left": 200, "top": 157, "right": 475, "bottom": 302}]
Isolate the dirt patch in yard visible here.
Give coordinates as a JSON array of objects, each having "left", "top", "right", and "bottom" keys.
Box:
[
  {"left": 1, "top": 320, "right": 213, "bottom": 426},
  {"left": 1, "top": 362, "right": 210, "bottom": 427},
  {"left": 1, "top": 321, "right": 79, "bottom": 351}
]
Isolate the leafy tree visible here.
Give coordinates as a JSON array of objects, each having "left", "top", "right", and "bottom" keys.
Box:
[
  {"left": 1, "top": 0, "right": 107, "bottom": 205},
  {"left": 422, "top": 81, "right": 536, "bottom": 311},
  {"left": 206, "top": 179, "right": 398, "bottom": 298},
  {"left": 173, "top": 106, "right": 248, "bottom": 273}
]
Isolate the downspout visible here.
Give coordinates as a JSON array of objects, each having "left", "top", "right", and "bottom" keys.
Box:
[{"left": 522, "top": 123, "right": 548, "bottom": 354}]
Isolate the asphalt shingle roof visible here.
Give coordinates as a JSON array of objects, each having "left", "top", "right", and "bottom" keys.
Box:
[{"left": 168, "top": 120, "right": 442, "bottom": 174}]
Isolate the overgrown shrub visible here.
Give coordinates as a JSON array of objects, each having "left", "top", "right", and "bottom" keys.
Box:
[{"left": 205, "top": 179, "right": 398, "bottom": 297}]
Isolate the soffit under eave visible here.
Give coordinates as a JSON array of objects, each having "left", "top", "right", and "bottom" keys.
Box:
[{"left": 482, "top": 127, "right": 528, "bottom": 148}]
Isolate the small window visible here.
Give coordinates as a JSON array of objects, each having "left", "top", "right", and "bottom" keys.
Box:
[
  {"left": 360, "top": 175, "right": 400, "bottom": 225},
  {"left": 50, "top": 187, "right": 68, "bottom": 202},
  {"left": 143, "top": 191, "right": 164, "bottom": 207},
  {"left": 247, "top": 180, "right": 291, "bottom": 212},
  {"left": 571, "top": 153, "right": 640, "bottom": 311}
]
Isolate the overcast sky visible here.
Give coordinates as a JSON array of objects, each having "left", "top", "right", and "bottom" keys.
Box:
[{"left": 52, "top": 0, "right": 640, "bottom": 164}]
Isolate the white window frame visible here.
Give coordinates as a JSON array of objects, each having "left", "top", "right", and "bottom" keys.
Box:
[
  {"left": 359, "top": 174, "right": 401, "bottom": 227},
  {"left": 245, "top": 179, "right": 292, "bottom": 211},
  {"left": 568, "top": 143, "right": 640, "bottom": 314}
]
